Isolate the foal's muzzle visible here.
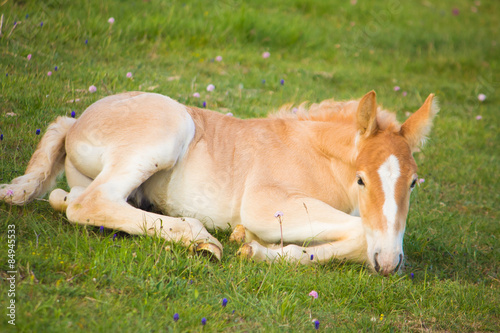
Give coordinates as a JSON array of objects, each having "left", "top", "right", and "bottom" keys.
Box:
[{"left": 374, "top": 253, "right": 403, "bottom": 276}]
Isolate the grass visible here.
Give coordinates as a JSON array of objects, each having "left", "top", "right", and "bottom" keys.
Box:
[{"left": 0, "top": 0, "right": 498, "bottom": 331}]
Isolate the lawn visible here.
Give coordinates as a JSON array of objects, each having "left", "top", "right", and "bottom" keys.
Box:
[{"left": 0, "top": 0, "right": 498, "bottom": 331}]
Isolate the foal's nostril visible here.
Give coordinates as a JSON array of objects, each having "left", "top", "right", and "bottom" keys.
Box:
[
  {"left": 394, "top": 254, "right": 403, "bottom": 273},
  {"left": 374, "top": 253, "right": 380, "bottom": 272}
]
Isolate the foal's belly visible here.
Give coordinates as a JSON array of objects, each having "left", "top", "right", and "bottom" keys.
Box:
[{"left": 142, "top": 166, "right": 238, "bottom": 231}]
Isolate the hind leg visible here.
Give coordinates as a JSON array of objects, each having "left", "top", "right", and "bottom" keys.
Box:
[
  {"left": 62, "top": 165, "right": 222, "bottom": 259},
  {"left": 49, "top": 159, "right": 92, "bottom": 212},
  {"left": 58, "top": 127, "right": 222, "bottom": 259},
  {"left": 49, "top": 186, "right": 85, "bottom": 213},
  {"left": 65, "top": 158, "right": 92, "bottom": 189},
  {"left": 49, "top": 165, "right": 223, "bottom": 259},
  {"left": 50, "top": 93, "right": 222, "bottom": 257}
]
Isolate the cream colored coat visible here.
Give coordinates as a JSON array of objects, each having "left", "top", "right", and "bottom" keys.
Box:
[{"left": 0, "top": 91, "right": 438, "bottom": 275}]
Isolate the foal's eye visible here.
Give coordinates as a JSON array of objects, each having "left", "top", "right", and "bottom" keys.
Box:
[
  {"left": 410, "top": 179, "right": 417, "bottom": 189},
  {"left": 357, "top": 177, "right": 365, "bottom": 186}
]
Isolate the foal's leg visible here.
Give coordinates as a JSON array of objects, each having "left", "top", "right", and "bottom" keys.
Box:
[
  {"left": 49, "top": 159, "right": 91, "bottom": 212},
  {"left": 46, "top": 93, "right": 222, "bottom": 258},
  {"left": 239, "top": 189, "right": 368, "bottom": 264},
  {"left": 238, "top": 238, "right": 367, "bottom": 265},
  {"left": 49, "top": 167, "right": 222, "bottom": 259},
  {"left": 50, "top": 129, "right": 223, "bottom": 259}
]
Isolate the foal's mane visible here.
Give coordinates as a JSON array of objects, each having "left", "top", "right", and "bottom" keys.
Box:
[{"left": 271, "top": 98, "right": 401, "bottom": 132}]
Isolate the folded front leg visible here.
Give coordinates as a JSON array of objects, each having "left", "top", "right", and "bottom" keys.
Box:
[
  {"left": 242, "top": 189, "right": 364, "bottom": 244},
  {"left": 239, "top": 187, "right": 368, "bottom": 265},
  {"left": 238, "top": 237, "right": 367, "bottom": 265}
]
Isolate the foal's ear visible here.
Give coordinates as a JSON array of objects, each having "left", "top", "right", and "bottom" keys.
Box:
[
  {"left": 400, "top": 94, "right": 439, "bottom": 151},
  {"left": 357, "top": 91, "right": 378, "bottom": 137}
]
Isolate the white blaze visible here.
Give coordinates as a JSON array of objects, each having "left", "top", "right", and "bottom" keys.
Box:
[{"left": 377, "top": 155, "right": 400, "bottom": 229}]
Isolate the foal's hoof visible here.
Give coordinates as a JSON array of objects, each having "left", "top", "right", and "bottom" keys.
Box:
[
  {"left": 195, "top": 243, "right": 222, "bottom": 261},
  {"left": 229, "top": 224, "right": 246, "bottom": 244},
  {"left": 49, "top": 189, "right": 69, "bottom": 212},
  {"left": 236, "top": 243, "right": 254, "bottom": 259}
]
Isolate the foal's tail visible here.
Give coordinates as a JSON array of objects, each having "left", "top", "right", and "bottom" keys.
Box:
[{"left": 0, "top": 116, "right": 76, "bottom": 205}]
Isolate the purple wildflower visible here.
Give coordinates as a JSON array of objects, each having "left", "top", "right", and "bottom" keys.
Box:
[
  {"left": 85, "top": 39, "right": 88, "bottom": 44},
  {"left": 36, "top": 129, "right": 41, "bottom": 135},
  {"left": 40, "top": 22, "right": 43, "bottom": 27},
  {"left": 201, "top": 317, "right": 207, "bottom": 325},
  {"left": 26, "top": 14, "right": 29, "bottom": 19},
  {"left": 310, "top": 254, "right": 314, "bottom": 260},
  {"left": 173, "top": 313, "right": 179, "bottom": 322},
  {"left": 71, "top": 111, "right": 76, "bottom": 118},
  {"left": 202, "top": 101, "right": 206, "bottom": 108},
  {"left": 0, "top": 134, "right": 3, "bottom": 141},
  {"left": 99, "top": 226, "right": 104, "bottom": 233},
  {"left": 280, "top": 79, "right": 285, "bottom": 85},
  {"left": 113, "top": 233, "right": 117, "bottom": 241},
  {"left": 262, "top": 79, "right": 266, "bottom": 84},
  {"left": 314, "top": 320, "right": 320, "bottom": 330},
  {"left": 222, "top": 298, "right": 228, "bottom": 307},
  {"left": 410, "top": 272, "right": 414, "bottom": 279},
  {"left": 54, "top": 66, "right": 58, "bottom": 71}
]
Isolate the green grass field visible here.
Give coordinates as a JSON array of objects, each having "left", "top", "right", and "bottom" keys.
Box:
[{"left": 1, "top": 0, "right": 498, "bottom": 331}]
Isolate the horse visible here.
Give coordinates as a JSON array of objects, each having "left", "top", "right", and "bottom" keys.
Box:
[{"left": 0, "top": 90, "right": 438, "bottom": 276}]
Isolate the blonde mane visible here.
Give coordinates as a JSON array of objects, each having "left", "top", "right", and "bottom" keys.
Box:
[{"left": 271, "top": 98, "right": 401, "bottom": 132}]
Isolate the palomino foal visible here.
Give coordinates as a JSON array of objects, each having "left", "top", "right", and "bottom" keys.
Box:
[{"left": 0, "top": 91, "right": 438, "bottom": 275}]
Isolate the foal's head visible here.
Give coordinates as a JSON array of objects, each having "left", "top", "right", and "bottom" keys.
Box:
[{"left": 354, "top": 91, "right": 438, "bottom": 276}]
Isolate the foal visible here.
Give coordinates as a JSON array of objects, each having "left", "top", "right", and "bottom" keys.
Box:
[{"left": 0, "top": 91, "right": 438, "bottom": 275}]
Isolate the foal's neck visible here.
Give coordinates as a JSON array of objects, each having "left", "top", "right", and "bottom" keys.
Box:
[{"left": 306, "top": 120, "right": 360, "bottom": 214}]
